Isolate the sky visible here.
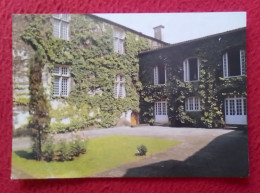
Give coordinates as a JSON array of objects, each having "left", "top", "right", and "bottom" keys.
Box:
[{"left": 94, "top": 12, "right": 246, "bottom": 44}]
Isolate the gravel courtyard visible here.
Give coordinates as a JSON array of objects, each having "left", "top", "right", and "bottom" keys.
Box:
[{"left": 12, "top": 126, "right": 249, "bottom": 177}]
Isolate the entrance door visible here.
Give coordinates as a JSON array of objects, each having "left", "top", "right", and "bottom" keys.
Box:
[
  {"left": 154, "top": 101, "right": 168, "bottom": 124},
  {"left": 225, "top": 96, "right": 247, "bottom": 125},
  {"left": 131, "top": 112, "right": 138, "bottom": 126}
]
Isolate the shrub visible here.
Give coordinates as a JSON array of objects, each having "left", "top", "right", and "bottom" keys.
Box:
[
  {"left": 56, "top": 141, "right": 73, "bottom": 161},
  {"left": 71, "top": 139, "right": 87, "bottom": 157},
  {"left": 135, "top": 144, "right": 147, "bottom": 156},
  {"left": 43, "top": 138, "right": 55, "bottom": 162}
]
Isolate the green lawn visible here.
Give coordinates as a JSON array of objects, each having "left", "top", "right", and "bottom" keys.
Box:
[{"left": 12, "top": 135, "right": 180, "bottom": 178}]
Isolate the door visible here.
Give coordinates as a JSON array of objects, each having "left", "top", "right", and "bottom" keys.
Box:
[
  {"left": 154, "top": 101, "right": 169, "bottom": 124},
  {"left": 225, "top": 96, "right": 247, "bottom": 125},
  {"left": 131, "top": 112, "right": 138, "bottom": 126}
]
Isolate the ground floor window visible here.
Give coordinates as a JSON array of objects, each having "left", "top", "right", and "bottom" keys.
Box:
[
  {"left": 155, "top": 101, "right": 167, "bottom": 115},
  {"left": 53, "top": 66, "right": 70, "bottom": 97},
  {"left": 225, "top": 96, "right": 247, "bottom": 116},
  {"left": 185, "top": 97, "right": 200, "bottom": 111},
  {"left": 225, "top": 96, "right": 247, "bottom": 125}
]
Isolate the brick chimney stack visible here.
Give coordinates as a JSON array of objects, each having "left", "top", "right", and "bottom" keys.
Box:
[{"left": 153, "top": 25, "right": 165, "bottom": 41}]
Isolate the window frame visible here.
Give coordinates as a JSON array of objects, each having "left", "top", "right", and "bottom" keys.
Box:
[
  {"left": 185, "top": 97, "right": 201, "bottom": 112},
  {"left": 224, "top": 95, "right": 247, "bottom": 116},
  {"left": 154, "top": 65, "right": 167, "bottom": 85},
  {"left": 113, "top": 27, "right": 125, "bottom": 54},
  {"left": 53, "top": 14, "right": 70, "bottom": 41},
  {"left": 53, "top": 65, "right": 71, "bottom": 97},
  {"left": 154, "top": 101, "right": 168, "bottom": 116},
  {"left": 223, "top": 48, "right": 246, "bottom": 78},
  {"left": 183, "top": 58, "right": 200, "bottom": 82},
  {"left": 114, "top": 75, "right": 126, "bottom": 98}
]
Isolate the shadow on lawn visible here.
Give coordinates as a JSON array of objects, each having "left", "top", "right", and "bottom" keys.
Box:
[
  {"left": 123, "top": 130, "right": 249, "bottom": 177},
  {"left": 15, "top": 150, "right": 35, "bottom": 160}
]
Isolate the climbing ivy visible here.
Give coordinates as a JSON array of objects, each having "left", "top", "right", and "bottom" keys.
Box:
[
  {"left": 139, "top": 30, "right": 246, "bottom": 128},
  {"left": 21, "top": 14, "right": 152, "bottom": 132}
]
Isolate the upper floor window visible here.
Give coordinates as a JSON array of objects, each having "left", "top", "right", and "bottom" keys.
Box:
[
  {"left": 53, "top": 14, "right": 70, "bottom": 40},
  {"left": 183, "top": 58, "right": 200, "bottom": 82},
  {"left": 113, "top": 27, "right": 125, "bottom": 54},
  {"left": 114, "top": 75, "right": 126, "bottom": 98},
  {"left": 185, "top": 97, "right": 201, "bottom": 111},
  {"left": 53, "top": 66, "right": 70, "bottom": 97},
  {"left": 154, "top": 64, "right": 166, "bottom": 85},
  {"left": 223, "top": 48, "right": 246, "bottom": 78}
]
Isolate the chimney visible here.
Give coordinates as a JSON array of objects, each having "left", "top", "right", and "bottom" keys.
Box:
[{"left": 153, "top": 25, "right": 164, "bottom": 41}]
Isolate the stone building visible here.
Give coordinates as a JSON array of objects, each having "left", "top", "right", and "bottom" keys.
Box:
[
  {"left": 13, "top": 14, "right": 247, "bottom": 133},
  {"left": 12, "top": 14, "right": 167, "bottom": 133},
  {"left": 139, "top": 27, "right": 247, "bottom": 128}
]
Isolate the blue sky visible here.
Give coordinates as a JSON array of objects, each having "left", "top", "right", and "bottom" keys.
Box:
[{"left": 94, "top": 12, "right": 246, "bottom": 44}]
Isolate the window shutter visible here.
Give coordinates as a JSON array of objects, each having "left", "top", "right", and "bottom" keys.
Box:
[
  {"left": 114, "top": 38, "right": 119, "bottom": 53},
  {"left": 240, "top": 49, "right": 246, "bottom": 75},
  {"left": 114, "top": 83, "right": 118, "bottom": 98},
  {"left": 223, "top": 52, "right": 228, "bottom": 78},
  {"left": 61, "top": 22, "right": 69, "bottom": 40},
  {"left": 61, "top": 78, "right": 68, "bottom": 96},
  {"left": 53, "top": 19, "right": 60, "bottom": 38},
  {"left": 197, "top": 59, "right": 200, "bottom": 81},
  {"left": 154, "top": 66, "right": 158, "bottom": 85},
  {"left": 183, "top": 60, "right": 188, "bottom": 82},
  {"left": 53, "top": 77, "right": 60, "bottom": 96}
]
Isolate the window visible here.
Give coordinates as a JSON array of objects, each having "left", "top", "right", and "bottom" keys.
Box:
[
  {"left": 155, "top": 101, "right": 167, "bottom": 115},
  {"left": 183, "top": 58, "right": 200, "bottom": 82},
  {"left": 53, "top": 14, "right": 70, "bottom": 40},
  {"left": 53, "top": 66, "right": 70, "bottom": 96},
  {"left": 154, "top": 64, "right": 166, "bottom": 85},
  {"left": 223, "top": 48, "right": 246, "bottom": 77},
  {"left": 185, "top": 97, "right": 200, "bottom": 111},
  {"left": 113, "top": 27, "right": 125, "bottom": 54},
  {"left": 225, "top": 96, "right": 247, "bottom": 116},
  {"left": 114, "top": 75, "right": 126, "bottom": 98}
]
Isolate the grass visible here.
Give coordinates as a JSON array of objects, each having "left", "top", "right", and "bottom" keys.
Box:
[{"left": 12, "top": 135, "right": 180, "bottom": 178}]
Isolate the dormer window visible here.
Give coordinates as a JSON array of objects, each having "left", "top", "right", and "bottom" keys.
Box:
[
  {"left": 223, "top": 48, "right": 246, "bottom": 78},
  {"left": 183, "top": 58, "right": 200, "bottom": 82},
  {"left": 53, "top": 14, "right": 70, "bottom": 40}
]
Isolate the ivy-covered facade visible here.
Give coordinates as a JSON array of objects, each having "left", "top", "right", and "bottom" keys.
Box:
[
  {"left": 139, "top": 28, "right": 247, "bottom": 128},
  {"left": 12, "top": 14, "right": 167, "bottom": 133}
]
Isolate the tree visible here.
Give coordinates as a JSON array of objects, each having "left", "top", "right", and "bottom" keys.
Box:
[{"left": 28, "top": 51, "right": 50, "bottom": 161}]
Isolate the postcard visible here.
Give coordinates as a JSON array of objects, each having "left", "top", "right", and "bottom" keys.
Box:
[{"left": 12, "top": 12, "right": 248, "bottom": 178}]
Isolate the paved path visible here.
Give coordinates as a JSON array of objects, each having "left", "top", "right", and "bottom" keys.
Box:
[{"left": 12, "top": 126, "right": 248, "bottom": 177}]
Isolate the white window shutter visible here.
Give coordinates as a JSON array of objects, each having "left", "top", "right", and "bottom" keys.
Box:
[
  {"left": 197, "top": 59, "right": 200, "bottom": 81},
  {"left": 240, "top": 49, "right": 246, "bottom": 75},
  {"left": 164, "top": 65, "right": 167, "bottom": 83},
  {"left": 53, "top": 19, "right": 60, "bottom": 38},
  {"left": 61, "top": 22, "right": 69, "bottom": 40},
  {"left": 223, "top": 52, "right": 228, "bottom": 78},
  {"left": 61, "top": 78, "right": 68, "bottom": 96},
  {"left": 183, "top": 60, "right": 188, "bottom": 82},
  {"left": 154, "top": 66, "right": 158, "bottom": 85},
  {"left": 53, "top": 77, "right": 60, "bottom": 96},
  {"left": 114, "top": 83, "right": 118, "bottom": 98},
  {"left": 114, "top": 38, "right": 119, "bottom": 53},
  {"left": 122, "top": 84, "right": 126, "bottom": 97}
]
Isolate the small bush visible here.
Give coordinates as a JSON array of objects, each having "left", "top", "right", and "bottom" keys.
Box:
[
  {"left": 43, "top": 138, "right": 55, "bottom": 162},
  {"left": 56, "top": 141, "right": 73, "bottom": 161},
  {"left": 41, "top": 134, "right": 88, "bottom": 162},
  {"left": 71, "top": 139, "right": 87, "bottom": 157},
  {"left": 135, "top": 144, "right": 148, "bottom": 156}
]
